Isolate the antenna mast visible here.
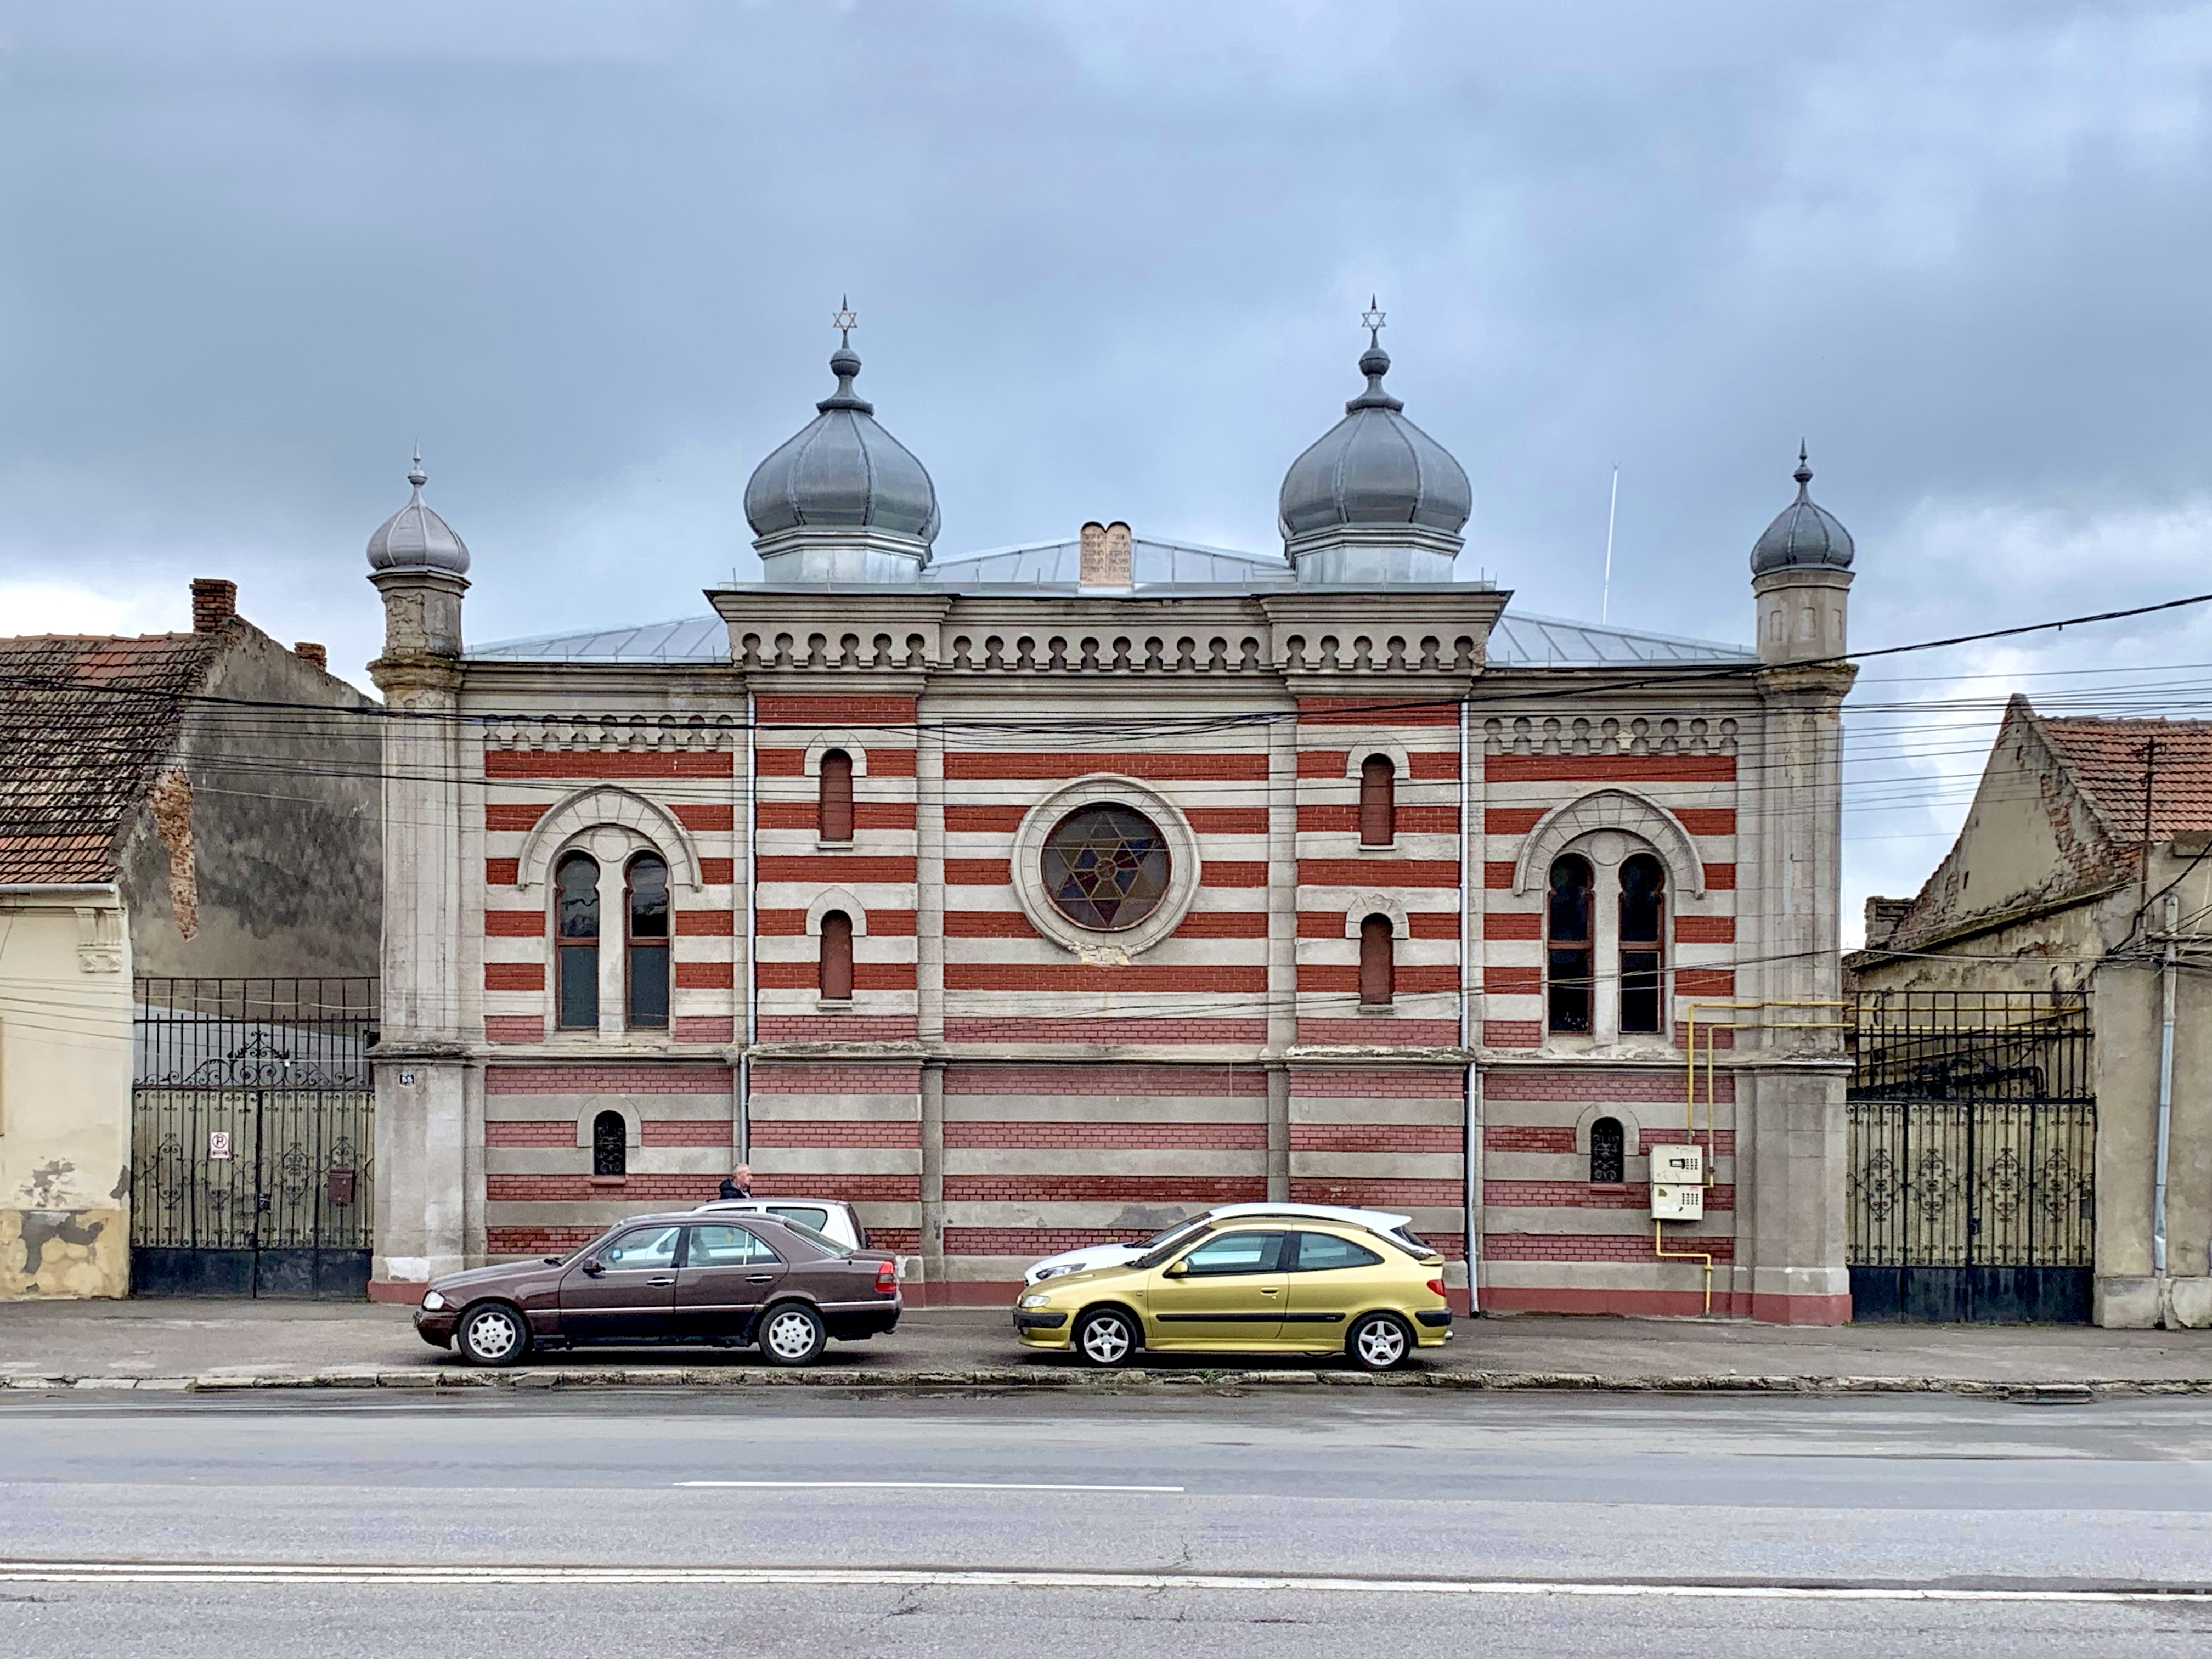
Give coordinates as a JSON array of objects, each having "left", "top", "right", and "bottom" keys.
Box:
[{"left": 1600, "top": 464, "right": 1620, "bottom": 625}]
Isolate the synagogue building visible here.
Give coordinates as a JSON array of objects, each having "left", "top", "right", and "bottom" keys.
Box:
[{"left": 367, "top": 314, "right": 1858, "bottom": 1321}]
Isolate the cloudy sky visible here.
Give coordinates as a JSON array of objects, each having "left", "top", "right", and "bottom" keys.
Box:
[{"left": 5, "top": 1, "right": 2212, "bottom": 940}]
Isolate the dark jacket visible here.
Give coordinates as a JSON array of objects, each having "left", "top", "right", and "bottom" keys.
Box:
[{"left": 718, "top": 1177, "right": 751, "bottom": 1200}]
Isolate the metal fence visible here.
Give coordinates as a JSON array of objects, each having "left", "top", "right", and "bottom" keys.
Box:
[{"left": 131, "top": 978, "right": 377, "bottom": 1298}]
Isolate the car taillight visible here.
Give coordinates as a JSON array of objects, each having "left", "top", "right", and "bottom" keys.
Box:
[
  {"left": 1426, "top": 1278, "right": 1446, "bottom": 1297},
  {"left": 875, "top": 1259, "right": 898, "bottom": 1294}
]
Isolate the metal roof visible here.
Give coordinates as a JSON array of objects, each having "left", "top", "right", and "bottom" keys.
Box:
[
  {"left": 924, "top": 536, "right": 1296, "bottom": 590},
  {"left": 1486, "top": 612, "right": 1753, "bottom": 667}
]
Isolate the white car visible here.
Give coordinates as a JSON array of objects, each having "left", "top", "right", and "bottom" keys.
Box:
[
  {"left": 1022, "top": 1202, "right": 1427, "bottom": 1285},
  {"left": 691, "top": 1198, "right": 869, "bottom": 1254}
]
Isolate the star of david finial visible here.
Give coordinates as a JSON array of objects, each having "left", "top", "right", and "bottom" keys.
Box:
[
  {"left": 832, "top": 295, "right": 857, "bottom": 346},
  {"left": 1361, "top": 295, "right": 1386, "bottom": 347}
]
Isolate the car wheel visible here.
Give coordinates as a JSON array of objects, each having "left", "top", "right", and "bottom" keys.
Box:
[
  {"left": 456, "top": 1302, "right": 531, "bottom": 1368},
  {"left": 1073, "top": 1307, "right": 1139, "bottom": 1368},
  {"left": 1346, "top": 1312, "right": 1413, "bottom": 1372},
  {"left": 759, "top": 1302, "right": 828, "bottom": 1367}
]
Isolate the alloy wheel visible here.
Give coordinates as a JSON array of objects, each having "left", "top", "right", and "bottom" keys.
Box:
[
  {"left": 1078, "top": 1312, "right": 1132, "bottom": 1365},
  {"left": 765, "top": 1308, "right": 821, "bottom": 1362},
  {"left": 463, "top": 1307, "right": 521, "bottom": 1363},
  {"left": 1353, "top": 1316, "right": 1408, "bottom": 1369}
]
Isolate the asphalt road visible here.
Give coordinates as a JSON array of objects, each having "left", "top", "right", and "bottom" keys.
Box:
[{"left": 3, "top": 1389, "right": 2211, "bottom": 1657}]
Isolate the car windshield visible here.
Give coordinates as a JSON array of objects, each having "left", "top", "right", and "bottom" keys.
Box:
[
  {"left": 770, "top": 1218, "right": 851, "bottom": 1258},
  {"left": 1138, "top": 1218, "right": 1209, "bottom": 1250},
  {"left": 1130, "top": 1224, "right": 1215, "bottom": 1271}
]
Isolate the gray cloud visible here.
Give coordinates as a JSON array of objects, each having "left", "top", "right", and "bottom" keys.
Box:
[{"left": 4, "top": 1, "right": 2210, "bottom": 936}]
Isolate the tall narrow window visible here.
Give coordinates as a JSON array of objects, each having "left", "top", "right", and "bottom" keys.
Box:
[
  {"left": 819, "top": 748, "right": 854, "bottom": 843},
  {"left": 1546, "top": 855, "right": 1594, "bottom": 1034},
  {"left": 819, "top": 909, "right": 854, "bottom": 1002},
  {"left": 1358, "top": 913, "right": 1395, "bottom": 1008},
  {"left": 555, "top": 853, "right": 600, "bottom": 1030},
  {"left": 1589, "top": 1116, "right": 1626, "bottom": 1184},
  {"left": 1358, "top": 754, "right": 1396, "bottom": 847},
  {"left": 1619, "top": 853, "right": 1666, "bottom": 1035},
  {"left": 592, "top": 1109, "right": 627, "bottom": 1177},
  {"left": 626, "top": 853, "right": 670, "bottom": 1029}
]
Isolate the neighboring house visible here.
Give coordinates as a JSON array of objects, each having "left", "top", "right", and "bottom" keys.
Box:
[
  {"left": 368, "top": 322, "right": 1858, "bottom": 1322},
  {"left": 0, "top": 580, "right": 381, "bottom": 1297},
  {"left": 1850, "top": 695, "right": 2212, "bottom": 1328}
]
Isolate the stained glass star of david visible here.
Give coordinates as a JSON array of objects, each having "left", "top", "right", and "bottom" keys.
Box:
[{"left": 1041, "top": 804, "right": 1171, "bottom": 932}]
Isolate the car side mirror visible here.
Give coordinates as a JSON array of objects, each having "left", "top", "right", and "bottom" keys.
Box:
[
  {"left": 542, "top": 1255, "right": 563, "bottom": 1266},
  {"left": 1163, "top": 1260, "right": 1188, "bottom": 1278},
  {"left": 580, "top": 1257, "right": 605, "bottom": 1277}
]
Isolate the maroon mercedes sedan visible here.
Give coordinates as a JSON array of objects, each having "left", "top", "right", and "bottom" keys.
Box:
[{"left": 413, "top": 1210, "right": 901, "bottom": 1367}]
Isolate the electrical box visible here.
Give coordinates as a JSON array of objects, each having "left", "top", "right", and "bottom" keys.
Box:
[{"left": 1650, "top": 1143, "right": 1705, "bottom": 1221}]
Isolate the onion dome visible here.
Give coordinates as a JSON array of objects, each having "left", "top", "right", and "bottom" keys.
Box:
[
  {"left": 744, "top": 342, "right": 939, "bottom": 548},
  {"left": 1278, "top": 336, "right": 1472, "bottom": 542},
  {"left": 1751, "top": 446, "right": 1854, "bottom": 575},
  {"left": 365, "top": 454, "right": 470, "bottom": 575}
]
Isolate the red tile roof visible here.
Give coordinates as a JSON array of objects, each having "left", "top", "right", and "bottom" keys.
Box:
[
  {"left": 2038, "top": 712, "right": 2212, "bottom": 842},
  {"left": 0, "top": 633, "right": 217, "bottom": 883}
]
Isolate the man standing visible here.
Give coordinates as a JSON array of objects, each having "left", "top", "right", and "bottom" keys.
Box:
[{"left": 718, "top": 1163, "right": 752, "bottom": 1200}]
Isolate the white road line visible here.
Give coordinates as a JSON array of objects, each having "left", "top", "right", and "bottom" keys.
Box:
[
  {"left": 674, "top": 1480, "right": 1184, "bottom": 1493},
  {"left": 0, "top": 1564, "right": 2204, "bottom": 1602}
]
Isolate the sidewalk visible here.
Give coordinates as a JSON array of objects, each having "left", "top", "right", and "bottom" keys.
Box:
[{"left": 3, "top": 1301, "right": 2208, "bottom": 1393}]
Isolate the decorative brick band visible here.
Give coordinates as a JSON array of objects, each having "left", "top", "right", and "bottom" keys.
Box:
[
  {"left": 489, "top": 1172, "right": 917, "bottom": 1203},
  {"left": 485, "top": 962, "right": 544, "bottom": 990},
  {"left": 486, "top": 1121, "right": 573, "bottom": 1147},
  {"left": 1486, "top": 1181, "right": 1735, "bottom": 1211},
  {"left": 757, "top": 1015, "right": 916, "bottom": 1040},
  {"left": 1485, "top": 968, "right": 1541, "bottom": 996},
  {"left": 487, "top": 803, "right": 548, "bottom": 831},
  {"left": 758, "top": 802, "right": 916, "bottom": 831},
  {"left": 1298, "top": 859, "right": 1461, "bottom": 888},
  {"left": 1300, "top": 751, "right": 1462, "bottom": 779},
  {"left": 945, "top": 1121, "right": 1268, "bottom": 1149},
  {"left": 946, "top": 963, "right": 1268, "bottom": 994},
  {"left": 1675, "top": 968, "right": 1736, "bottom": 997},
  {"left": 1288, "top": 1177, "right": 1464, "bottom": 1207},
  {"left": 675, "top": 910, "right": 736, "bottom": 936},
  {"left": 487, "top": 1065, "right": 733, "bottom": 1095},
  {"left": 486, "top": 910, "right": 545, "bottom": 936},
  {"left": 701, "top": 857, "right": 735, "bottom": 884},
  {"left": 1198, "top": 861, "right": 1269, "bottom": 888},
  {"left": 1290, "top": 1124, "right": 1462, "bottom": 1152},
  {"left": 946, "top": 1065, "right": 1267, "bottom": 1097},
  {"left": 945, "top": 752, "right": 1270, "bottom": 781},
  {"left": 1675, "top": 916, "right": 1735, "bottom": 943},
  {"left": 1483, "top": 912, "right": 1541, "bottom": 940},
  {"left": 1483, "top": 1231, "right": 1736, "bottom": 1263},
  {"left": 675, "top": 961, "right": 737, "bottom": 989},
  {"left": 1298, "top": 965, "right": 1458, "bottom": 994},
  {"left": 751, "top": 1064, "right": 925, "bottom": 1093},
  {"left": 485, "top": 750, "right": 733, "bottom": 779},
  {"left": 1486, "top": 755, "right": 1736, "bottom": 783},
  {"left": 673, "top": 1016, "right": 735, "bottom": 1042},
  {"left": 942, "top": 1017, "right": 1268, "bottom": 1044},
  {"left": 1295, "top": 697, "right": 1462, "bottom": 727},
  {"left": 756, "top": 695, "right": 919, "bottom": 723},
  {"left": 759, "top": 909, "right": 918, "bottom": 935},
  {"left": 945, "top": 1226, "right": 1167, "bottom": 1254},
  {"left": 1296, "top": 1019, "right": 1459, "bottom": 1046},
  {"left": 1482, "top": 1020, "right": 1542, "bottom": 1048},
  {"left": 1485, "top": 1070, "right": 1734, "bottom": 1103},
  {"left": 484, "top": 1016, "right": 545, "bottom": 1043},
  {"left": 868, "top": 1228, "right": 921, "bottom": 1254},
  {"left": 1296, "top": 912, "right": 1458, "bottom": 938},
  {"left": 1289, "top": 1069, "right": 1463, "bottom": 1097},
  {"left": 1702, "top": 864, "right": 1735, "bottom": 890},
  {"left": 945, "top": 859, "right": 1010, "bottom": 885},
  {"left": 759, "top": 962, "right": 916, "bottom": 990},
  {"left": 758, "top": 855, "right": 917, "bottom": 883},
  {"left": 487, "top": 856, "right": 521, "bottom": 885},
  {"left": 942, "top": 1176, "right": 1266, "bottom": 1204},
  {"left": 487, "top": 1226, "right": 602, "bottom": 1254},
  {"left": 1483, "top": 1125, "right": 1577, "bottom": 1152},
  {"left": 1300, "top": 805, "right": 1460, "bottom": 833},
  {"left": 642, "top": 1120, "right": 737, "bottom": 1147},
  {"left": 1175, "top": 913, "right": 1271, "bottom": 938},
  {"left": 747, "top": 1121, "right": 922, "bottom": 1148},
  {"left": 749, "top": 1174, "right": 921, "bottom": 1201},
  {"left": 674, "top": 803, "right": 736, "bottom": 832}
]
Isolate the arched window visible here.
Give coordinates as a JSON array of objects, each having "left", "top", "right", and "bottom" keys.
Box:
[
  {"left": 1358, "top": 913, "right": 1395, "bottom": 1007},
  {"left": 1358, "top": 754, "right": 1396, "bottom": 848},
  {"left": 1589, "top": 1116, "right": 1626, "bottom": 1184},
  {"left": 592, "top": 1109, "right": 627, "bottom": 1177},
  {"left": 1619, "top": 853, "right": 1666, "bottom": 1035},
  {"left": 1546, "top": 855, "right": 1594, "bottom": 1034},
  {"left": 819, "top": 748, "right": 854, "bottom": 843},
  {"left": 819, "top": 909, "right": 854, "bottom": 1002},
  {"left": 626, "top": 853, "right": 670, "bottom": 1029},
  {"left": 555, "top": 852, "right": 600, "bottom": 1030}
]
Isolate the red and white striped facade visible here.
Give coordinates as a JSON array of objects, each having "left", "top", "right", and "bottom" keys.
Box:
[{"left": 370, "top": 552, "right": 1858, "bottom": 1324}]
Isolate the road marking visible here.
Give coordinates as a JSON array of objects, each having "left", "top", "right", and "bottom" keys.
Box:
[
  {"left": 0, "top": 1563, "right": 2205, "bottom": 1602},
  {"left": 674, "top": 1480, "right": 1185, "bottom": 1493}
]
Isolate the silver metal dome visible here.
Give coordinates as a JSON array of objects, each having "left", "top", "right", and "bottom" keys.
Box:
[
  {"left": 744, "top": 346, "right": 939, "bottom": 546},
  {"left": 1278, "top": 344, "right": 1472, "bottom": 540},
  {"left": 365, "top": 455, "right": 470, "bottom": 575},
  {"left": 1751, "top": 448, "right": 1854, "bottom": 575}
]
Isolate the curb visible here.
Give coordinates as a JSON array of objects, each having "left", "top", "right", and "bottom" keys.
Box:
[{"left": 5, "top": 1369, "right": 2209, "bottom": 1398}]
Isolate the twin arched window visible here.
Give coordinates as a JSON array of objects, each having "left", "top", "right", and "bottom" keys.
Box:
[
  {"left": 552, "top": 849, "right": 672, "bottom": 1031},
  {"left": 1358, "top": 754, "right": 1396, "bottom": 848},
  {"left": 1546, "top": 850, "right": 1667, "bottom": 1037}
]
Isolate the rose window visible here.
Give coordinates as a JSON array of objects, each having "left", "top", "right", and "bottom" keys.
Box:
[{"left": 1040, "top": 804, "right": 1171, "bottom": 931}]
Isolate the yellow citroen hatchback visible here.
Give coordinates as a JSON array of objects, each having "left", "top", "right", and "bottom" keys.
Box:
[{"left": 1012, "top": 1220, "right": 1451, "bottom": 1370}]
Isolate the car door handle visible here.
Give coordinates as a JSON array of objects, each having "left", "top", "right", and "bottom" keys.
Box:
[
  {"left": 746, "top": 1274, "right": 776, "bottom": 1283},
  {"left": 1259, "top": 1287, "right": 1280, "bottom": 1296},
  {"left": 646, "top": 1276, "right": 676, "bottom": 1286}
]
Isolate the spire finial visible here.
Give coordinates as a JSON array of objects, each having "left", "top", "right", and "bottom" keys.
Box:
[
  {"left": 1793, "top": 441, "right": 1813, "bottom": 495},
  {"left": 1361, "top": 294, "right": 1386, "bottom": 349},
  {"left": 408, "top": 446, "right": 426, "bottom": 490},
  {"left": 832, "top": 295, "right": 857, "bottom": 348}
]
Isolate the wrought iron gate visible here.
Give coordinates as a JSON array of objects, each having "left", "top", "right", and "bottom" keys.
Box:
[
  {"left": 131, "top": 978, "right": 376, "bottom": 1298},
  {"left": 1848, "top": 991, "right": 2095, "bottom": 1323}
]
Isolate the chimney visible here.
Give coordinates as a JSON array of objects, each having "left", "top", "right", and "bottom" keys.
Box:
[
  {"left": 1864, "top": 896, "right": 1914, "bottom": 948},
  {"left": 1078, "top": 520, "right": 1132, "bottom": 590},
  {"left": 294, "top": 642, "right": 328, "bottom": 670},
  {"left": 191, "top": 578, "right": 238, "bottom": 633}
]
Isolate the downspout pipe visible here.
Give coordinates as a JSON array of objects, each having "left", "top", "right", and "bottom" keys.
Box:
[
  {"left": 2155, "top": 891, "right": 2177, "bottom": 1287},
  {"left": 1461, "top": 691, "right": 1480, "bottom": 1315},
  {"left": 740, "top": 684, "right": 758, "bottom": 1164}
]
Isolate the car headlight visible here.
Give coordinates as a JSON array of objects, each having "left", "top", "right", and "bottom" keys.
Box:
[
  {"left": 1019, "top": 1293, "right": 1052, "bottom": 1309},
  {"left": 1034, "top": 1265, "right": 1075, "bottom": 1280},
  {"left": 420, "top": 1290, "right": 449, "bottom": 1312}
]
